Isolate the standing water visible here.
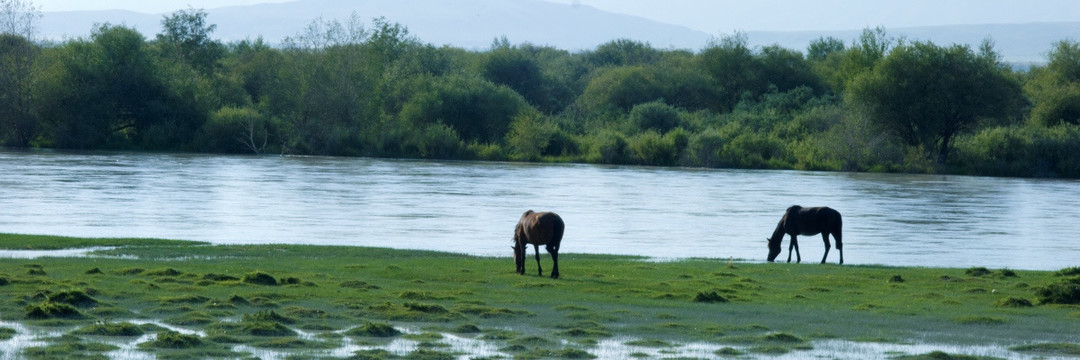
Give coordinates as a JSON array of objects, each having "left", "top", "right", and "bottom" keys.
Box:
[{"left": 0, "top": 150, "right": 1077, "bottom": 270}]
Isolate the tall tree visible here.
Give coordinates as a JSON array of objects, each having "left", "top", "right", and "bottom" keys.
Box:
[
  {"left": 0, "top": 0, "right": 40, "bottom": 146},
  {"left": 156, "top": 7, "right": 223, "bottom": 74},
  {"left": 698, "top": 32, "right": 760, "bottom": 112},
  {"left": 41, "top": 25, "right": 174, "bottom": 149},
  {"left": 1025, "top": 40, "right": 1080, "bottom": 126},
  {"left": 848, "top": 40, "right": 1022, "bottom": 164}
]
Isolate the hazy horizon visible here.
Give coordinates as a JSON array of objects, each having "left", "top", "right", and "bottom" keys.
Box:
[{"left": 33, "top": 0, "right": 1080, "bottom": 33}]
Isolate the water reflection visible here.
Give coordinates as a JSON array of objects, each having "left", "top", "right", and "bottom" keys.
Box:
[{"left": 0, "top": 150, "right": 1078, "bottom": 270}]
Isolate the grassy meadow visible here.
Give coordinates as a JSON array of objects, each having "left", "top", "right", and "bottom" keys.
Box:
[{"left": 0, "top": 233, "right": 1078, "bottom": 359}]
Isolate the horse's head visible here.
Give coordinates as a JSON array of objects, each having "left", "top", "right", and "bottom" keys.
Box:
[{"left": 766, "top": 236, "right": 782, "bottom": 262}]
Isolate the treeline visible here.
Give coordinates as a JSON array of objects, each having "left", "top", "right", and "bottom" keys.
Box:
[{"left": 3, "top": 7, "right": 1080, "bottom": 177}]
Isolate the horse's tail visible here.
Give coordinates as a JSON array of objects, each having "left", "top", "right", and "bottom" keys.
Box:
[
  {"left": 833, "top": 210, "right": 843, "bottom": 248},
  {"left": 550, "top": 215, "right": 565, "bottom": 252}
]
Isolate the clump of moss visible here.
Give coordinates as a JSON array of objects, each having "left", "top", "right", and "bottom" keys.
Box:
[
  {"left": 996, "top": 297, "right": 1033, "bottom": 308},
  {"left": 954, "top": 316, "right": 1007, "bottom": 325},
  {"left": 762, "top": 332, "right": 804, "bottom": 343},
  {"left": 241, "top": 321, "right": 295, "bottom": 336},
  {"left": 451, "top": 324, "right": 481, "bottom": 333},
  {"left": 1010, "top": 342, "right": 1080, "bottom": 355},
  {"left": 49, "top": 290, "right": 98, "bottom": 307},
  {"left": 227, "top": 294, "right": 250, "bottom": 305},
  {"left": 25, "top": 302, "right": 84, "bottom": 319},
  {"left": 144, "top": 268, "right": 183, "bottom": 277},
  {"left": 451, "top": 304, "right": 526, "bottom": 318},
  {"left": 340, "top": 280, "right": 380, "bottom": 289},
  {"left": 748, "top": 345, "right": 790, "bottom": 354},
  {"left": 715, "top": 347, "right": 743, "bottom": 356},
  {"left": 625, "top": 339, "right": 674, "bottom": 347},
  {"left": 892, "top": 351, "right": 987, "bottom": 360},
  {"left": 114, "top": 268, "right": 145, "bottom": 275},
  {"left": 279, "top": 276, "right": 302, "bottom": 285},
  {"left": 965, "top": 267, "right": 992, "bottom": 277},
  {"left": 72, "top": 322, "right": 144, "bottom": 336},
  {"left": 202, "top": 273, "right": 239, "bottom": 282},
  {"left": 346, "top": 322, "right": 401, "bottom": 337},
  {"left": 158, "top": 295, "right": 209, "bottom": 305},
  {"left": 521, "top": 348, "right": 597, "bottom": 359},
  {"left": 557, "top": 327, "right": 612, "bottom": 338},
  {"left": 242, "top": 271, "right": 278, "bottom": 285},
  {"left": 140, "top": 330, "right": 205, "bottom": 349},
  {"left": 0, "top": 327, "right": 17, "bottom": 340},
  {"left": 23, "top": 339, "right": 118, "bottom": 358},
  {"left": 694, "top": 291, "right": 728, "bottom": 303},
  {"left": 404, "top": 302, "right": 449, "bottom": 314},
  {"left": 243, "top": 310, "right": 296, "bottom": 324}
]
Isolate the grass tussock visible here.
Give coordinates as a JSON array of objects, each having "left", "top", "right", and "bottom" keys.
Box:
[
  {"left": 346, "top": 322, "right": 401, "bottom": 337},
  {"left": 693, "top": 291, "right": 728, "bottom": 303},
  {"left": 72, "top": 322, "right": 144, "bottom": 336},
  {"left": 1010, "top": 342, "right": 1080, "bottom": 355}
]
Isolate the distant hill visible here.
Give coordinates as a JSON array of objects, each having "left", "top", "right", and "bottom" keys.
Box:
[{"left": 38, "top": 0, "right": 1080, "bottom": 64}]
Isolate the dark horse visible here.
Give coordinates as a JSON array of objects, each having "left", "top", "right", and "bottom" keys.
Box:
[
  {"left": 513, "top": 210, "right": 565, "bottom": 278},
  {"left": 767, "top": 205, "right": 843, "bottom": 264}
]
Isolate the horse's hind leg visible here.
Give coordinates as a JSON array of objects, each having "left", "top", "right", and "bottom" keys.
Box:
[
  {"left": 547, "top": 244, "right": 559, "bottom": 279},
  {"left": 835, "top": 231, "right": 843, "bottom": 265},
  {"left": 820, "top": 233, "right": 832, "bottom": 264},
  {"left": 533, "top": 244, "right": 543, "bottom": 276},
  {"left": 787, "top": 235, "right": 801, "bottom": 263}
]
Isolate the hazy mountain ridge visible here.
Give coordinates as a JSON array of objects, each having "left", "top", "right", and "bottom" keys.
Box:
[{"left": 38, "top": 0, "right": 1079, "bottom": 63}]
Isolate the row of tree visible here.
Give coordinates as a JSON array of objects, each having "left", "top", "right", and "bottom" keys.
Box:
[{"left": 2, "top": 2, "right": 1080, "bottom": 177}]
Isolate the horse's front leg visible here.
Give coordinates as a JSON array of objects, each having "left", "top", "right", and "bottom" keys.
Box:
[
  {"left": 787, "top": 235, "right": 801, "bottom": 263},
  {"left": 514, "top": 245, "right": 525, "bottom": 275},
  {"left": 533, "top": 244, "right": 543, "bottom": 276}
]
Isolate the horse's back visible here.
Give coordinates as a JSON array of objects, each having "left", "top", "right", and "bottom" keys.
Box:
[
  {"left": 790, "top": 206, "right": 842, "bottom": 235},
  {"left": 519, "top": 211, "right": 564, "bottom": 245}
]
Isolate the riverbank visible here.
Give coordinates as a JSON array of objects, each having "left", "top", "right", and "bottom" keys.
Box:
[{"left": 1, "top": 233, "right": 1078, "bottom": 359}]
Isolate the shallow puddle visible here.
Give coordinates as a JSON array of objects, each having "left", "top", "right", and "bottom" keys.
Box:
[
  {"left": 0, "top": 319, "right": 1069, "bottom": 359},
  {"left": 0, "top": 247, "right": 116, "bottom": 259}
]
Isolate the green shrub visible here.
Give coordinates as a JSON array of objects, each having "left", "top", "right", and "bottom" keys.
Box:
[
  {"left": 584, "top": 130, "right": 629, "bottom": 164},
  {"left": 629, "top": 100, "right": 681, "bottom": 133},
  {"left": 627, "top": 130, "right": 676, "bottom": 166},
  {"left": 1035, "top": 277, "right": 1080, "bottom": 304}
]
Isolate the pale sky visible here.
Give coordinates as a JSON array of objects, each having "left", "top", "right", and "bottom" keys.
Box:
[{"left": 32, "top": 0, "right": 1080, "bottom": 32}]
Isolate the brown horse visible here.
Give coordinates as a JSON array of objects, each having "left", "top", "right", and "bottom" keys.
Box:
[
  {"left": 767, "top": 205, "right": 843, "bottom": 264},
  {"left": 513, "top": 210, "right": 565, "bottom": 278}
]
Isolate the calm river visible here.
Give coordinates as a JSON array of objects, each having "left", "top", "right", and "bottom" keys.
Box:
[{"left": 0, "top": 150, "right": 1077, "bottom": 270}]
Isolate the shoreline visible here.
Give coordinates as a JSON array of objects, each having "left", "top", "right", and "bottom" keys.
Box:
[{"left": 0, "top": 234, "right": 1078, "bottom": 358}]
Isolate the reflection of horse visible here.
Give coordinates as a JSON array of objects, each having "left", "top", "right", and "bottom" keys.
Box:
[
  {"left": 767, "top": 206, "right": 843, "bottom": 264},
  {"left": 513, "top": 210, "right": 565, "bottom": 278}
]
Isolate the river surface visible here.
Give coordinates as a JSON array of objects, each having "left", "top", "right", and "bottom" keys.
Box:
[{"left": 0, "top": 150, "right": 1078, "bottom": 270}]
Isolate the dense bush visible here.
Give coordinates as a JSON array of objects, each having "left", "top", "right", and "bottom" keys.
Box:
[{"left": 2, "top": 7, "right": 1078, "bottom": 177}]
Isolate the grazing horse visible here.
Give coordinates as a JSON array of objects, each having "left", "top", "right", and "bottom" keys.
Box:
[
  {"left": 767, "top": 205, "right": 844, "bottom": 264},
  {"left": 513, "top": 210, "right": 565, "bottom": 278}
]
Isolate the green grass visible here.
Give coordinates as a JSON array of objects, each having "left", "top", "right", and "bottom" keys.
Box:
[{"left": 0, "top": 234, "right": 1078, "bottom": 358}]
